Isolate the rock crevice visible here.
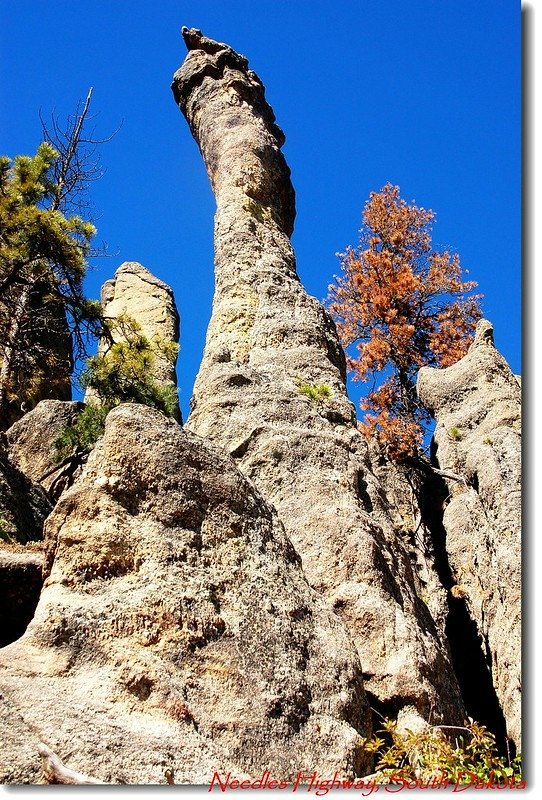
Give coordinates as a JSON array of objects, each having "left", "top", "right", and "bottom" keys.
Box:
[{"left": 417, "top": 320, "right": 521, "bottom": 751}]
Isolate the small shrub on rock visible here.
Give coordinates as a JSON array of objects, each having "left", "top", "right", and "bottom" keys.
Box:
[
  {"left": 360, "top": 718, "right": 522, "bottom": 786},
  {"left": 298, "top": 382, "right": 333, "bottom": 402},
  {"left": 55, "top": 315, "right": 179, "bottom": 461}
]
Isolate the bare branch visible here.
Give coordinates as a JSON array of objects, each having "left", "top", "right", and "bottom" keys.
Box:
[
  {"left": 40, "top": 88, "right": 119, "bottom": 219},
  {"left": 38, "top": 742, "right": 106, "bottom": 785},
  {"left": 50, "top": 88, "right": 93, "bottom": 211}
]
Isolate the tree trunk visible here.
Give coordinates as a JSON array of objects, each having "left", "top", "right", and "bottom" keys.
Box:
[{"left": 0, "top": 284, "right": 31, "bottom": 426}]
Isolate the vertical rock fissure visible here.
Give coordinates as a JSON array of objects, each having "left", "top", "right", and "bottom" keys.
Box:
[
  {"left": 418, "top": 471, "right": 510, "bottom": 755},
  {"left": 172, "top": 28, "right": 465, "bottom": 727},
  {"left": 418, "top": 320, "right": 521, "bottom": 751}
]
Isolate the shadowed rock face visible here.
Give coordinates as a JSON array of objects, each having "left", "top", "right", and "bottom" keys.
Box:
[
  {"left": 0, "top": 404, "right": 371, "bottom": 783},
  {"left": 417, "top": 321, "right": 521, "bottom": 750},
  {"left": 0, "top": 434, "right": 51, "bottom": 545},
  {"left": 6, "top": 400, "right": 85, "bottom": 499},
  {"left": 0, "top": 549, "right": 43, "bottom": 648},
  {"left": 87, "top": 262, "right": 181, "bottom": 421},
  {"left": 172, "top": 29, "right": 464, "bottom": 726}
]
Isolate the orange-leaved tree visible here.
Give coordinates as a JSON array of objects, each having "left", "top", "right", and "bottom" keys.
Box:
[{"left": 328, "top": 183, "right": 482, "bottom": 462}]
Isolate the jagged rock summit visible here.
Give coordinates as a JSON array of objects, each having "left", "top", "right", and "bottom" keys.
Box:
[
  {"left": 0, "top": 404, "right": 371, "bottom": 783},
  {"left": 172, "top": 28, "right": 464, "bottom": 727}
]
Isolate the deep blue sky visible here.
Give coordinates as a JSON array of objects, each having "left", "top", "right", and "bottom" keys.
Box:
[{"left": 1, "top": 1, "right": 521, "bottom": 421}]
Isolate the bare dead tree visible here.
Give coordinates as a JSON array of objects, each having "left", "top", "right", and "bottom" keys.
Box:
[{"left": 40, "top": 87, "right": 120, "bottom": 218}]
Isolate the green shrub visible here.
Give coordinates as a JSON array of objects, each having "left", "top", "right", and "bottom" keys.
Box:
[
  {"left": 55, "top": 315, "right": 179, "bottom": 461},
  {"left": 54, "top": 404, "right": 109, "bottom": 461},
  {"left": 359, "top": 718, "right": 522, "bottom": 786},
  {"left": 80, "top": 316, "right": 179, "bottom": 417},
  {"left": 448, "top": 426, "right": 463, "bottom": 441},
  {"left": 298, "top": 382, "right": 333, "bottom": 402}
]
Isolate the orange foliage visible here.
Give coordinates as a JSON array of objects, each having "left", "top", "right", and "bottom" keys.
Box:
[{"left": 328, "top": 183, "right": 482, "bottom": 462}]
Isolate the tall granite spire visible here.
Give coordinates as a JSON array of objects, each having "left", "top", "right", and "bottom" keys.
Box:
[
  {"left": 86, "top": 261, "right": 181, "bottom": 422},
  {"left": 172, "top": 28, "right": 463, "bottom": 726}
]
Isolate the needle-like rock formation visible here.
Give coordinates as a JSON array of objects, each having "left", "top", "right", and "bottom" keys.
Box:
[
  {"left": 172, "top": 28, "right": 463, "bottom": 725},
  {"left": 417, "top": 320, "right": 521, "bottom": 750},
  {"left": 86, "top": 262, "right": 181, "bottom": 420}
]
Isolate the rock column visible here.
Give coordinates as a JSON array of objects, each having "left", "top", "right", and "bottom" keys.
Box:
[
  {"left": 0, "top": 290, "right": 72, "bottom": 430},
  {"left": 87, "top": 261, "right": 181, "bottom": 420},
  {"left": 172, "top": 29, "right": 463, "bottom": 725},
  {"left": 418, "top": 320, "right": 522, "bottom": 750}
]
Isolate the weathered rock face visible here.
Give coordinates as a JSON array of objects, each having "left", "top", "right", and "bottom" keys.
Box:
[
  {"left": 0, "top": 434, "right": 51, "bottom": 545},
  {"left": 6, "top": 400, "right": 84, "bottom": 499},
  {"left": 417, "top": 320, "right": 521, "bottom": 750},
  {"left": 87, "top": 262, "right": 181, "bottom": 420},
  {"left": 0, "top": 404, "right": 372, "bottom": 783},
  {"left": 172, "top": 29, "right": 463, "bottom": 726}
]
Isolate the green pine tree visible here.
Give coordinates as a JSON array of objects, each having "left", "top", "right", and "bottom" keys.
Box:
[
  {"left": 55, "top": 316, "right": 179, "bottom": 461},
  {"left": 0, "top": 146, "right": 101, "bottom": 427},
  {"left": 0, "top": 91, "right": 106, "bottom": 428}
]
